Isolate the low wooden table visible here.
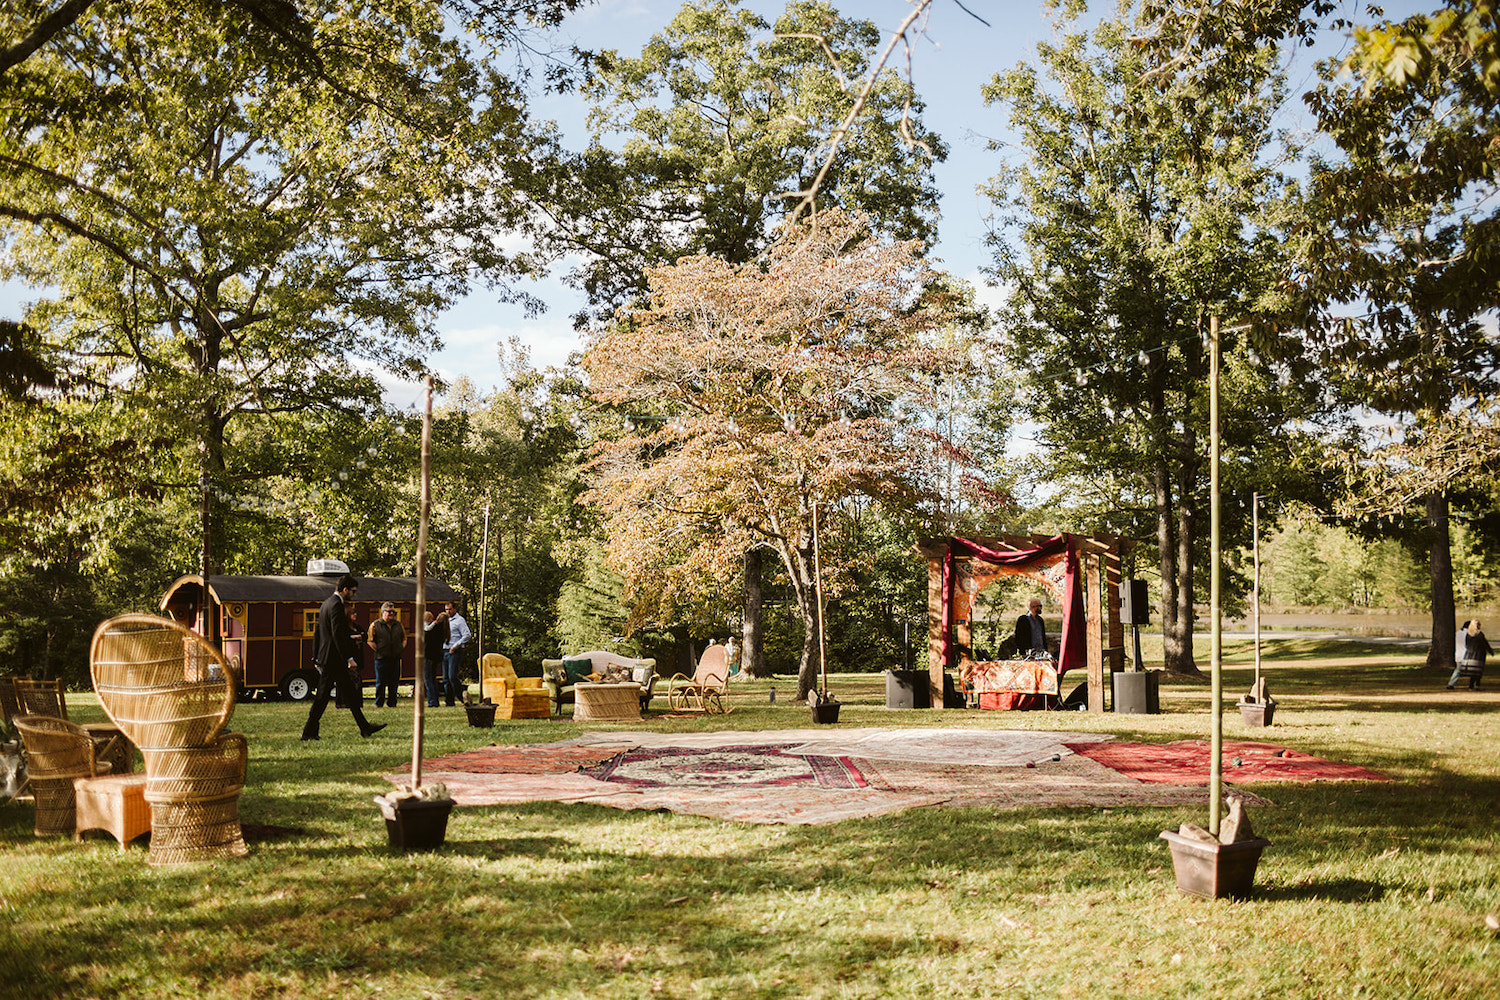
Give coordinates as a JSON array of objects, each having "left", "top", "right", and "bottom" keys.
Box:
[{"left": 573, "top": 682, "right": 642, "bottom": 722}]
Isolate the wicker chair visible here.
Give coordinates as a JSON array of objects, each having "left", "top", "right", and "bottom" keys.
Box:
[
  {"left": 90, "top": 613, "right": 249, "bottom": 866},
  {"left": 480, "top": 653, "right": 552, "bottom": 719},
  {"left": 667, "top": 643, "right": 732, "bottom": 714},
  {"left": 12, "top": 715, "right": 113, "bottom": 835},
  {"left": 1, "top": 679, "right": 21, "bottom": 729},
  {"left": 13, "top": 677, "right": 134, "bottom": 776}
]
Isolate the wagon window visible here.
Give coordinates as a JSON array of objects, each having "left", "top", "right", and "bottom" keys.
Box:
[{"left": 303, "top": 610, "right": 317, "bottom": 636}]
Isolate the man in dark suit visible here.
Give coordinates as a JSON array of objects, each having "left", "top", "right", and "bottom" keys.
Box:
[
  {"left": 302, "top": 574, "right": 387, "bottom": 741},
  {"left": 1012, "top": 598, "right": 1047, "bottom": 657}
]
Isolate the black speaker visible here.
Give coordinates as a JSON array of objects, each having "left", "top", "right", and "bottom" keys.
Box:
[{"left": 1120, "top": 579, "right": 1150, "bottom": 625}]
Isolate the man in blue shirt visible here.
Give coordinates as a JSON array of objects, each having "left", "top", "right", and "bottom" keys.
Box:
[{"left": 443, "top": 600, "right": 471, "bottom": 706}]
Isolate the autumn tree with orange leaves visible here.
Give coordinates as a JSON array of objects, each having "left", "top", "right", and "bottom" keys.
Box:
[{"left": 582, "top": 210, "right": 963, "bottom": 701}]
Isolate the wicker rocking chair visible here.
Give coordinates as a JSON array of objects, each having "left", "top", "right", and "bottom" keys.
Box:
[
  {"left": 90, "top": 613, "right": 249, "bottom": 866},
  {"left": 12, "top": 715, "right": 113, "bottom": 835},
  {"left": 667, "top": 643, "right": 732, "bottom": 714}
]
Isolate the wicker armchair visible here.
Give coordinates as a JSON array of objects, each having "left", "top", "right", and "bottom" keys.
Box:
[
  {"left": 13, "top": 677, "right": 134, "bottom": 776},
  {"left": 12, "top": 715, "right": 113, "bottom": 835},
  {"left": 90, "top": 613, "right": 249, "bottom": 866}
]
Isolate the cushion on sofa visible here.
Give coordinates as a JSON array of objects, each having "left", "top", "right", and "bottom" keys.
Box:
[{"left": 562, "top": 658, "right": 596, "bottom": 684}]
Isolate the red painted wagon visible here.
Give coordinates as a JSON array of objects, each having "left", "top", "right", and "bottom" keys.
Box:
[{"left": 160, "top": 566, "right": 459, "bottom": 702}]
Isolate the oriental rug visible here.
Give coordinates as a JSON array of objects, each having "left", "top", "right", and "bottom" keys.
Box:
[
  {"left": 387, "top": 728, "right": 1275, "bottom": 825},
  {"left": 1067, "top": 740, "right": 1391, "bottom": 784},
  {"left": 581, "top": 744, "right": 870, "bottom": 790}
]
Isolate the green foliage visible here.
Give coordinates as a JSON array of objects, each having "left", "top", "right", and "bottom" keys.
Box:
[
  {"left": 982, "top": 2, "right": 1325, "bottom": 671},
  {"left": 0, "top": 0, "right": 568, "bottom": 582},
  {"left": 535, "top": 0, "right": 946, "bottom": 322}
]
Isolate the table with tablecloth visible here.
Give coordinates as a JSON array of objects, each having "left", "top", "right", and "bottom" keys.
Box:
[{"left": 963, "top": 659, "right": 1059, "bottom": 710}]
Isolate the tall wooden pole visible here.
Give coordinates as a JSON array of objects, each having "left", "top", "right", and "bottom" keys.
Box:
[
  {"left": 813, "top": 502, "right": 827, "bottom": 700},
  {"left": 1253, "top": 491, "right": 1262, "bottom": 695},
  {"left": 1209, "top": 316, "right": 1223, "bottom": 837},
  {"left": 411, "top": 376, "right": 433, "bottom": 788},
  {"left": 477, "top": 501, "right": 491, "bottom": 700}
]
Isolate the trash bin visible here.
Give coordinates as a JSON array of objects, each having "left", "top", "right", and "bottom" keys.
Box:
[
  {"left": 1112, "top": 670, "right": 1159, "bottom": 714},
  {"left": 885, "top": 669, "right": 931, "bottom": 709}
]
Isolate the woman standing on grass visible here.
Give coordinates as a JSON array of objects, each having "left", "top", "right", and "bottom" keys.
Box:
[{"left": 1448, "top": 620, "right": 1490, "bottom": 690}]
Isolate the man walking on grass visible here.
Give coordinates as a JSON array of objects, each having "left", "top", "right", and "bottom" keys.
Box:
[{"left": 302, "top": 574, "right": 388, "bottom": 741}]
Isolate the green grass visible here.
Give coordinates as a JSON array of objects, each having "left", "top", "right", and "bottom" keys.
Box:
[{"left": 2, "top": 638, "right": 1497, "bottom": 999}]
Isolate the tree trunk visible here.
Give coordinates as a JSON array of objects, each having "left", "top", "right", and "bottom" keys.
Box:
[
  {"left": 1154, "top": 456, "right": 1183, "bottom": 672},
  {"left": 1426, "top": 491, "right": 1456, "bottom": 670},
  {"left": 1166, "top": 428, "right": 1202, "bottom": 676},
  {"left": 741, "top": 547, "right": 767, "bottom": 678}
]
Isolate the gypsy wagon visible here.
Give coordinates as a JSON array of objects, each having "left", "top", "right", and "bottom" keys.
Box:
[{"left": 160, "top": 563, "right": 459, "bottom": 701}]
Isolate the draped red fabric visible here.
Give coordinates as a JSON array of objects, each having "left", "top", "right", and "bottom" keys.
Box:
[{"left": 940, "top": 535, "right": 1086, "bottom": 677}]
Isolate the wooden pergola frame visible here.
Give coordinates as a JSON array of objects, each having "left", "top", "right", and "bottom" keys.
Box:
[{"left": 917, "top": 533, "right": 1135, "bottom": 712}]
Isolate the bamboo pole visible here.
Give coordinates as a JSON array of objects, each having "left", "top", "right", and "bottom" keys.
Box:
[
  {"left": 1253, "top": 491, "right": 1262, "bottom": 695},
  {"left": 813, "top": 502, "right": 828, "bottom": 700},
  {"left": 477, "top": 501, "right": 491, "bottom": 701},
  {"left": 411, "top": 376, "right": 433, "bottom": 788},
  {"left": 1209, "top": 316, "right": 1223, "bottom": 837}
]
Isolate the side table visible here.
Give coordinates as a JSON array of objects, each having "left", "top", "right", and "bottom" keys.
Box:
[
  {"left": 573, "top": 682, "right": 642, "bottom": 721},
  {"left": 74, "top": 772, "right": 151, "bottom": 850}
]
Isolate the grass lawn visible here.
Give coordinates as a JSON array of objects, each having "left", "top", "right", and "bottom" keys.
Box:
[{"left": 2, "top": 637, "right": 1496, "bottom": 999}]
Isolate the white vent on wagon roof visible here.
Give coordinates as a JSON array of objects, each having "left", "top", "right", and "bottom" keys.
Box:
[{"left": 306, "top": 559, "right": 351, "bottom": 576}]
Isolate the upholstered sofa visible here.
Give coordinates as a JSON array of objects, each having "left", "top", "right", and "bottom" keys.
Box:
[{"left": 540, "top": 651, "right": 657, "bottom": 716}]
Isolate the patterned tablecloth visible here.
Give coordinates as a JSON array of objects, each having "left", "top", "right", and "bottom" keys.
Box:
[{"left": 964, "top": 659, "right": 1060, "bottom": 696}]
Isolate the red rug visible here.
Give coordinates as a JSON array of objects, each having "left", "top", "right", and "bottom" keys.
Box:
[{"left": 1066, "top": 740, "right": 1390, "bottom": 784}]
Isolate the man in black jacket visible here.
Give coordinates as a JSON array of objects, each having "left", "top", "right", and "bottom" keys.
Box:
[
  {"left": 1012, "top": 598, "right": 1047, "bottom": 657},
  {"left": 302, "top": 574, "right": 388, "bottom": 741}
]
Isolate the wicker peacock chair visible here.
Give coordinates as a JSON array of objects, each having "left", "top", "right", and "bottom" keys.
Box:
[{"left": 90, "top": 613, "right": 249, "bottom": 866}]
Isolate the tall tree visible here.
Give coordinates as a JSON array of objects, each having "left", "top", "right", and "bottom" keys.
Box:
[
  {"left": 529, "top": 0, "right": 948, "bottom": 673},
  {"left": 582, "top": 210, "right": 960, "bottom": 699},
  {"left": 1296, "top": 0, "right": 1500, "bottom": 669},
  {"left": 982, "top": 2, "right": 1317, "bottom": 674},
  {"left": 0, "top": 1, "right": 566, "bottom": 583}
]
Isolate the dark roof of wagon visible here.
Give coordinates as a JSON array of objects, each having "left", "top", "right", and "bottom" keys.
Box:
[{"left": 161, "top": 574, "right": 460, "bottom": 607}]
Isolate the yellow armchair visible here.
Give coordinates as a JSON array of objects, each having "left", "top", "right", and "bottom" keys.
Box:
[{"left": 480, "top": 654, "right": 551, "bottom": 719}]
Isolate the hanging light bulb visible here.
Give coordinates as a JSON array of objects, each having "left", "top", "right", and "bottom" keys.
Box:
[{"left": 1136, "top": 349, "right": 1150, "bottom": 367}]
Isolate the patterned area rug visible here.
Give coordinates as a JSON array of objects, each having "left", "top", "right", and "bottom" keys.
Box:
[
  {"left": 387, "top": 728, "right": 1289, "bottom": 825},
  {"left": 582, "top": 744, "right": 870, "bottom": 789},
  {"left": 397, "top": 744, "right": 617, "bottom": 775},
  {"left": 1067, "top": 740, "right": 1391, "bottom": 784}
]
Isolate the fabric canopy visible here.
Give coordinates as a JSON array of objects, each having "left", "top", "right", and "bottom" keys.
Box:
[{"left": 940, "top": 535, "right": 1086, "bottom": 676}]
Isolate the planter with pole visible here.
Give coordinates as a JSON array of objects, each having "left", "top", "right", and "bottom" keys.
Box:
[
  {"left": 1160, "top": 317, "right": 1270, "bottom": 898},
  {"left": 1237, "top": 490, "right": 1276, "bottom": 728},
  {"left": 374, "top": 376, "right": 456, "bottom": 851},
  {"left": 809, "top": 502, "right": 839, "bottom": 724},
  {"left": 465, "top": 500, "right": 496, "bottom": 728}
]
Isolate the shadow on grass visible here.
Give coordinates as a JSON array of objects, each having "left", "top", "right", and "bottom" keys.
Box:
[{"left": 1257, "top": 878, "right": 1387, "bottom": 903}]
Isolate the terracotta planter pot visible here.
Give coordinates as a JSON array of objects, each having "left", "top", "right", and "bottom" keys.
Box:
[
  {"left": 1160, "top": 830, "right": 1271, "bottom": 900},
  {"left": 376, "top": 795, "right": 455, "bottom": 852}
]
